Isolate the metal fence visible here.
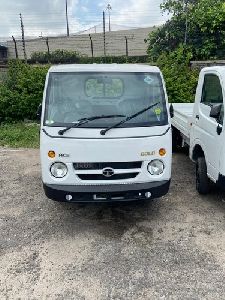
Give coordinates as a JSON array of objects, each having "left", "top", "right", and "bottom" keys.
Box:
[{"left": 6, "top": 27, "right": 154, "bottom": 60}]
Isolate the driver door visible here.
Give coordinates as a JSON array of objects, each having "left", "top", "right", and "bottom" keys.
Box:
[{"left": 195, "top": 72, "right": 224, "bottom": 181}]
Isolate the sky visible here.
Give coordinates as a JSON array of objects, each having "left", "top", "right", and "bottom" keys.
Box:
[{"left": 0, "top": 0, "right": 168, "bottom": 40}]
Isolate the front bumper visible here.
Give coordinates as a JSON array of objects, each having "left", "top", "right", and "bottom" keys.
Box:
[{"left": 43, "top": 180, "right": 171, "bottom": 202}]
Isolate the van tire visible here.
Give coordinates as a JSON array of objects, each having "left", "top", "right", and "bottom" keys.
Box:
[
  {"left": 172, "top": 126, "right": 182, "bottom": 152},
  {"left": 196, "top": 157, "right": 210, "bottom": 195}
]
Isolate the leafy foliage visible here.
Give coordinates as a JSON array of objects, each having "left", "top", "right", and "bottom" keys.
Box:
[
  {"left": 30, "top": 50, "right": 148, "bottom": 64},
  {"left": 0, "top": 60, "right": 49, "bottom": 122},
  {"left": 31, "top": 49, "right": 81, "bottom": 64},
  {"left": 157, "top": 45, "right": 199, "bottom": 103},
  {"left": 148, "top": 0, "right": 225, "bottom": 60},
  {"left": 146, "top": 0, "right": 225, "bottom": 103}
]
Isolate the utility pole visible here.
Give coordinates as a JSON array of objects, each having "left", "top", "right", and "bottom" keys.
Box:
[
  {"left": 46, "top": 37, "right": 50, "bottom": 56},
  {"left": 66, "top": 0, "right": 70, "bottom": 37},
  {"left": 89, "top": 34, "right": 94, "bottom": 60},
  {"left": 106, "top": 4, "right": 112, "bottom": 32},
  {"left": 184, "top": 0, "right": 188, "bottom": 45},
  {"left": 20, "top": 13, "right": 27, "bottom": 62},
  {"left": 103, "top": 11, "right": 106, "bottom": 57},
  {"left": 12, "top": 36, "right": 18, "bottom": 59},
  {"left": 125, "top": 36, "right": 128, "bottom": 57}
]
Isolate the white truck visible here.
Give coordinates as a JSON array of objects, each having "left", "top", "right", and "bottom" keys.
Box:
[
  {"left": 171, "top": 66, "right": 225, "bottom": 194},
  {"left": 38, "top": 64, "right": 172, "bottom": 202}
]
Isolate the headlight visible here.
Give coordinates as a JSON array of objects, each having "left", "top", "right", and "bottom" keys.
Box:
[
  {"left": 50, "top": 162, "right": 68, "bottom": 178},
  {"left": 148, "top": 160, "right": 165, "bottom": 175}
]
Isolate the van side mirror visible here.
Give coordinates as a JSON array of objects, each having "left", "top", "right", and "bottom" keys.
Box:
[
  {"left": 210, "top": 104, "right": 222, "bottom": 120},
  {"left": 36, "top": 104, "right": 42, "bottom": 121},
  {"left": 169, "top": 104, "right": 174, "bottom": 118}
]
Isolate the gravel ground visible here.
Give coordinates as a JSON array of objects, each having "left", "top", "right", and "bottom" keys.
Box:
[{"left": 1, "top": 149, "right": 225, "bottom": 300}]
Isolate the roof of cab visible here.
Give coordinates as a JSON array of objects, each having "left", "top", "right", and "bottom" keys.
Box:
[
  {"left": 48, "top": 64, "right": 160, "bottom": 73},
  {"left": 202, "top": 66, "right": 225, "bottom": 74}
]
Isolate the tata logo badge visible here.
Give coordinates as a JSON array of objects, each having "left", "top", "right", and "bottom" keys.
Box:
[
  {"left": 102, "top": 168, "right": 115, "bottom": 178},
  {"left": 59, "top": 153, "right": 70, "bottom": 158},
  {"left": 141, "top": 151, "right": 155, "bottom": 157}
]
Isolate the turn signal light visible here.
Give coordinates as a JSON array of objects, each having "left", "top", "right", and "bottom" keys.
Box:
[
  {"left": 159, "top": 148, "right": 166, "bottom": 157},
  {"left": 48, "top": 151, "right": 56, "bottom": 159}
]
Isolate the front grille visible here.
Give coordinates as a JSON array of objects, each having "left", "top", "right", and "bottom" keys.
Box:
[
  {"left": 73, "top": 161, "right": 142, "bottom": 170},
  {"left": 77, "top": 173, "right": 139, "bottom": 181}
]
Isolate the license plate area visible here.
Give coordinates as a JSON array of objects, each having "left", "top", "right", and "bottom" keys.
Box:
[{"left": 93, "top": 193, "right": 125, "bottom": 200}]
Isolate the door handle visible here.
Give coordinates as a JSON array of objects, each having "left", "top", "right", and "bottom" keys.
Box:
[{"left": 196, "top": 115, "right": 199, "bottom": 120}]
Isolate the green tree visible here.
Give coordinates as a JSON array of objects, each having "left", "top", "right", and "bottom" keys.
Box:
[
  {"left": 157, "top": 45, "right": 199, "bottom": 103},
  {"left": 147, "top": 0, "right": 225, "bottom": 61}
]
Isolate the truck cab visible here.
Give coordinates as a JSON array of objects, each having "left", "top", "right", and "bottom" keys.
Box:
[
  {"left": 40, "top": 64, "right": 172, "bottom": 202},
  {"left": 172, "top": 67, "right": 225, "bottom": 194},
  {"left": 191, "top": 67, "right": 225, "bottom": 191}
]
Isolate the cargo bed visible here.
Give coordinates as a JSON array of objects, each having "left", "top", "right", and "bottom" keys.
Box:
[{"left": 171, "top": 103, "right": 194, "bottom": 145}]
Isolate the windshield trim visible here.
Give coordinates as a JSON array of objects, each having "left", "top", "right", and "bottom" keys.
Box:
[
  {"left": 44, "top": 120, "right": 168, "bottom": 129},
  {"left": 43, "top": 71, "right": 168, "bottom": 128},
  {"left": 42, "top": 126, "right": 171, "bottom": 139}
]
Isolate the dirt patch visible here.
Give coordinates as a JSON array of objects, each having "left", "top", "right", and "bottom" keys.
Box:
[{"left": 1, "top": 150, "right": 225, "bottom": 299}]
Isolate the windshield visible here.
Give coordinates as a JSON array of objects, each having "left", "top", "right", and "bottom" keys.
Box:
[{"left": 44, "top": 72, "right": 168, "bottom": 128}]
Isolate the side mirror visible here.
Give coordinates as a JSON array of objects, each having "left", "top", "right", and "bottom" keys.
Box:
[
  {"left": 169, "top": 104, "right": 174, "bottom": 118},
  {"left": 210, "top": 104, "right": 222, "bottom": 120},
  {"left": 36, "top": 104, "right": 42, "bottom": 121}
]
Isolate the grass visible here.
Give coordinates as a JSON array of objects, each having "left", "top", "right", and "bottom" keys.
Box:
[{"left": 0, "top": 123, "right": 40, "bottom": 148}]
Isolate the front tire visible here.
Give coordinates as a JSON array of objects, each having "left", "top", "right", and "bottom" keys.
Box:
[{"left": 196, "top": 157, "right": 210, "bottom": 195}]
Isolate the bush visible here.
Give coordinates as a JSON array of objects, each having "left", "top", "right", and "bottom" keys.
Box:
[
  {"left": 30, "top": 50, "right": 148, "bottom": 64},
  {"left": 0, "top": 60, "right": 49, "bottom": 123},
  {"left": 156, "top": 45, "right": 199, "bottom": 103},
  {"left": 31, "top": 49, "right": 81, "bottom": 64}
]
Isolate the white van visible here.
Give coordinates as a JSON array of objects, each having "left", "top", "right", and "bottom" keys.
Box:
[{"left": 39, "top": 64, "right": 172, "bottom": 202}]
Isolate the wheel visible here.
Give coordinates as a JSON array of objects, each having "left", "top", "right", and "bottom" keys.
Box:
[
  {"left": 196, "top": 156, "right": 210, "bottom": 195},
  {"left": 172, "top": 126, "right": 182, "bottom": 152}
]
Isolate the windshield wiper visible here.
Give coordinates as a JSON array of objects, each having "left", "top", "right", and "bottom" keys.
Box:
[
  {"left": 58, "top": 114, "right": 125, "bottom": 136},
  {"left": 100, "top": 102, "right": 159, "bottom": 136}
]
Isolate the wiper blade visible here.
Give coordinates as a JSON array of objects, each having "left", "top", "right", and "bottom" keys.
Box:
[
  {"left": 58, "top": 114, "right": 125, "bottom": 136},
  {"left": 100, "top": 102, "right": 159, "bottom": 136}
]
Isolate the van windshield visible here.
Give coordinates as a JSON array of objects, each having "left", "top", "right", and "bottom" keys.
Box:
[{"left": 44, "top": 72, "right": 168, "bottom": 128}]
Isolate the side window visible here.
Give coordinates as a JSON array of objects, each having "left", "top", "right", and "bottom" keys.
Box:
[{"left": 201, "top": 74, "right": 223, "bottom": 105}]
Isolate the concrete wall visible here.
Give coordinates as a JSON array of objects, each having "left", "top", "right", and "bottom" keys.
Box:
[
  {"left": 6, "top": 27, "right": 154, "bottom": 59},
  {"left": 190, "top": 60, "right": 225, "bottom": 69}
]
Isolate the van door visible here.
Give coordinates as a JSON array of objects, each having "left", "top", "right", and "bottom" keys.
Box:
[{"left": 193, "top": 72, "right": 224, "bottom": 181}]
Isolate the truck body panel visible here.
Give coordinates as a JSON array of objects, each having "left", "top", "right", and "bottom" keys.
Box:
[
  {"left": 172, "top": 66, "right": 225, "bottom": 190},
  {"left": 40, "top": 64, "right": 172, "bottom": 202}
]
